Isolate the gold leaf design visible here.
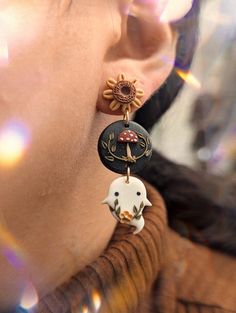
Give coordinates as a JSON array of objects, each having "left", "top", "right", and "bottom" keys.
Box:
[
  {"left": 139, "top": 141, "right": 146, "bottom": 148},
  {"left": 133, "top": 205, "right": 138, "bottom": 214},
  {"left": 102, "top": 141, "right": 108, "bottom": 149},
  {"left": 145, "top": 150, "right": 152, "bottom": 157},
  {"left": 105, "top": 156, "right": 115, "bottom": 162},
  {"left": 111, "top": 145, "right": 116, "bottom": 153},
  {"left": 137, "top": 132, "right": 145, "bottom": 139},
  {"left": 116, "top": 207, "right": 121, "bottom": 215},
  {"left": 109, "top": 132, "right": 115, "bottom": 140}
]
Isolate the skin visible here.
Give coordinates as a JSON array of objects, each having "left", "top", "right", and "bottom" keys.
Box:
[{"left": 0, "top": 0, "right": 177, "bottom": 309}]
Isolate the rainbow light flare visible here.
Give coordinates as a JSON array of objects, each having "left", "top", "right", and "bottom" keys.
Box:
[
  {"left": 0, "top": 121, "right": 30, "bottom": 168},
  {"left": 20, "top": 281, "right": 39, "bottom": 310},
  {"left": 176, "top": 69, "right": 202, "bottom": 89},
  {"left": 0, "top": 215, "right": 38, "bottom": 310},
  {"left": 0, "top": 223, "right": 25, "bottom": 269}
]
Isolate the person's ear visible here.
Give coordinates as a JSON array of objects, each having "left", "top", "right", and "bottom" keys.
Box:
[{"left": 98, "top": 0, "right": 178, "bottom": 115}]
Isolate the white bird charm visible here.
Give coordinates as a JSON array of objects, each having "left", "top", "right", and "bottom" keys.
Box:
[{"left": 102, "top": 176, "right": 152, "bottom": 234}]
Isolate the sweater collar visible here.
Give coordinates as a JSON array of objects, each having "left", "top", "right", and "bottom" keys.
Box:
[{"left": 32, "top": 181, "right": 167, "bottom": 313}]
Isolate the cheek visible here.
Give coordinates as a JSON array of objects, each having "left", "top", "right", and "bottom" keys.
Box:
[
  {"left": 0, "top": 3, "right": 104, "bottom": 194},
  {"left": 0, "top": 2, "right": 52, "bottom": 122},
  {"left": 0, "top": 4, "right": 95, "bottom": 129}
]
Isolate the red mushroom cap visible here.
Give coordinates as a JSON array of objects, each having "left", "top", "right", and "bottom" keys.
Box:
[{"left": 118, "top": 130, "right": 138, "bottom": 143}]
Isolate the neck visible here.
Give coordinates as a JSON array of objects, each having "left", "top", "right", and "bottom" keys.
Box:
[{"left": 0, "top": 113, "right": 118, "bottom": 310}]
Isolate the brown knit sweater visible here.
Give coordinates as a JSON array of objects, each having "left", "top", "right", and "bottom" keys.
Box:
[{"left": 30, "top": 181, "right": 236, "bottom": 313}]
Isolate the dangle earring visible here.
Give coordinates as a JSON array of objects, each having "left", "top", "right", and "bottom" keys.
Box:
[{"left": 97, "top": 74, "right": 152, "bottom": 234}]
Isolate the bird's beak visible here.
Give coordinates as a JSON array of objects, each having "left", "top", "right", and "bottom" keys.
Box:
[
  {"left": 145, "top": 199, "right": 152, "bottom": 207},
  {"left": 102, "top": 197, "right": 108, "bottom": 204}
]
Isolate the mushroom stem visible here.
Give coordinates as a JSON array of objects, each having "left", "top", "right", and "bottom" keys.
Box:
[
  {"left": 126, "top": 143, "right": 132, "bottom": 159},
  {"left": 126, "top": 143, "right": 136, "bottom": 162}
]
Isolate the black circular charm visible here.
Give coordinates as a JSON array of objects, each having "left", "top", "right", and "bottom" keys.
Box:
[{"left": 98, "top": 120, "right": 152, "bottom": 174}]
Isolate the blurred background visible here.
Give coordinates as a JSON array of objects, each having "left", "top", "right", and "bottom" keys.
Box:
[{"left": 151, "top": 0, "right": 236, "bottom": 175}]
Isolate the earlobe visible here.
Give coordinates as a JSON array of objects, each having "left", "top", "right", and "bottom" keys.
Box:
[{"left": 98, "top": 0, "right": 177, "bottom": 115}]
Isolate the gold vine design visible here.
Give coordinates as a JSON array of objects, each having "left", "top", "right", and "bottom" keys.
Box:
[
  {"left": 111, "top": 198, "right": 144, "bottom": 221},
  {"left": 101, "top": 132, "right": 151, "bottom": 163},
  {"left": 111, "top": 198, "right": 121, "bottom": 216},
  {"left": 133, "top": 201, "right": 145, "bottom": 220}
]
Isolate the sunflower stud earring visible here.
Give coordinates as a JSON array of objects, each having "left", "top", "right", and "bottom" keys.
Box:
[
  {"left": 98, "top": 74, "right": 152, "bottom": 234},
  {"left": 103, "top": 73, "right": 144, "bottom": 113}
]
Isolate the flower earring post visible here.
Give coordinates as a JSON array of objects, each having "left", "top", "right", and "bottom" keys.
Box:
[{"left": 103, "top": 74, "right": 144, "bottom": 113}]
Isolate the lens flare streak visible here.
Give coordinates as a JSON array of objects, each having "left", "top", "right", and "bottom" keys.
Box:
[
  {"left": 0, "top": 223, "right": 25, "bottom": 268},
  {"left": 0, "top": 223, "right": 38, "bottom": 310},
  {"left": 176, "top": 69, "right": 202, "bottom": 90}
]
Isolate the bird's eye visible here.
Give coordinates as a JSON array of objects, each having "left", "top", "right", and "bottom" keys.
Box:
[
  {"left": 137, "top": 192, "right": 141, "bottom": 196},
  {"left": 115, "top": 192, "right": 119, "bottom": 197}
]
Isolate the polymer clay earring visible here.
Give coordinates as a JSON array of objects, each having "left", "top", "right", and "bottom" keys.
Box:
[{"left": 97, "top": 74, "right": 152, "bottom": 234}]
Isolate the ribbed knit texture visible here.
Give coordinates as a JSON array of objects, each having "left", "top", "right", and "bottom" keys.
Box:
[{"left": 29, "top": 181, "right": 236, "bottom": 313}]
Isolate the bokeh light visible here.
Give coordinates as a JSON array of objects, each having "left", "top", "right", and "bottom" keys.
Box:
[
  {"left": 82, "top": 304, "right": 89, "bottom": 313},
  {"left": 160, "top": 0, "right": 193, "bottom": 23},
  {"left": 0, "top": 121, "right": 30, "bottom": 168},
  {"left": 197, "top": 147, "right": 212, "bottom": 162},
  {"left": 0, "top": 35, "right": 9, "bottom": 67},
  {"left": 20, "top": 281, "right": 38, "bottom": 310},
  {"left": 123, "top": 0, "right": 193, "bottom": 23},
  {"left": 92, "top": 290, "right": 101, "bottom": 312},
  {"left": 0, "top": 3, "right": 44, "bottom": 48}
]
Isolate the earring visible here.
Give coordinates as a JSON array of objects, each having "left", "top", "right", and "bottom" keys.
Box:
[{"left": 97, "top": 74, "right": 152, "bottom": 234}]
